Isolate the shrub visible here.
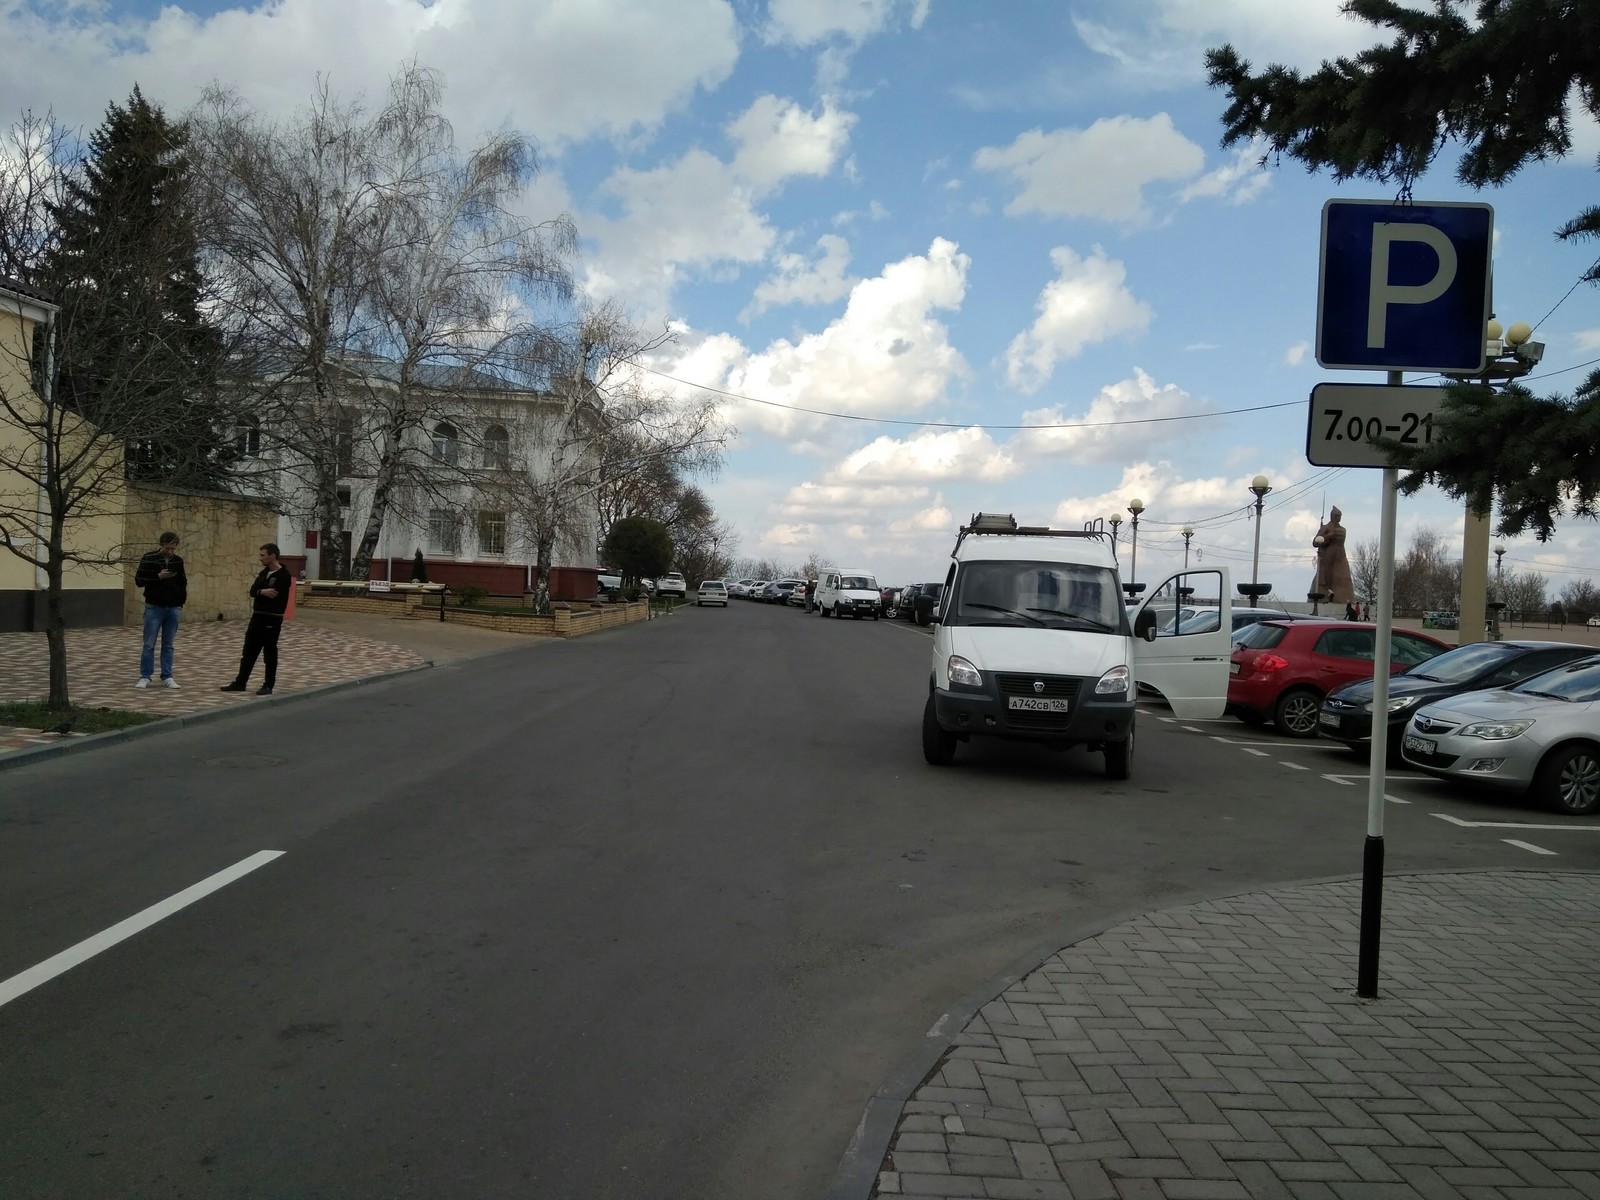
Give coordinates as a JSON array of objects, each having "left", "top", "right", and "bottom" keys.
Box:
[{"left": 454, "top": 583, "right": 491, "bottom": 607}]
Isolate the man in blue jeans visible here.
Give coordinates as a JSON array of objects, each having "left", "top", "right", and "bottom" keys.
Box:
[{"left": 133, "top": 531, "right": 187, "bottom": 689}]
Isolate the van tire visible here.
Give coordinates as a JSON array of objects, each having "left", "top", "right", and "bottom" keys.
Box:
[
  {"left": 1105, "top": 723, "right": 1133, "bottom": 780},
  {"left": 922, "top": 695, "right": 957, "bottom": 765}
]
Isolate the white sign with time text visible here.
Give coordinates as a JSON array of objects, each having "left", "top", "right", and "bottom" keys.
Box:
[{"left": 1305, "top": 382, "right": 1449, "bottom": 469}]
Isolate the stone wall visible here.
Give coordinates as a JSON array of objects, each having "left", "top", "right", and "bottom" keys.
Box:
[
  {"left": 124, "top": 484, "right": 280, "bottom": 624},
  {"left": 296, "top": 586, "right": 650, "bottom": 638}
]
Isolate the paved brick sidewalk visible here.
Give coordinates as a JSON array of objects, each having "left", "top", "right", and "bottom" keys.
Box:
[
  {"left": 0, "top": 622, "right": 426, "bottom": 758},
  {"left": 872, "top": 871, "right": 1600, "bottom": 1200}
]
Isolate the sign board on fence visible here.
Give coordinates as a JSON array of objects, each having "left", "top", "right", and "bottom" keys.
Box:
[
  {"left": 1317, "top": 199, "right": 1492, "bottom": 373},
  {"left": 1306, "top": 383, "right": 1449, "bottom": 468},
  {"left": 368, "top": 580, "right": 392, "bottom": 592}
]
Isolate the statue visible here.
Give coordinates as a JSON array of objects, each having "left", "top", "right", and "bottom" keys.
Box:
[{"left": 1311, "top": 506, "right": 1355, "bottom": 605}]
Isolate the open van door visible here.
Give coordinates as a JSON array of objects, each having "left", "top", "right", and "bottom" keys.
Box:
[{"left": 1132, "top": 569, "right": 1232, "bottom": 718}]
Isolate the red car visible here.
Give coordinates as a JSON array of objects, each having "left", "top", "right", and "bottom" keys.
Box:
[{"left": 1227, "top": 620, "right": 1451, "bottom": 737}]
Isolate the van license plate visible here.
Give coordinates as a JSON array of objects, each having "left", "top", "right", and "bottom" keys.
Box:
[
  {"left": 1403, "top": 734, "right": 1435, "bottom": 756},
  {"left": 1008, "top": 696, "right": 1070, "bottom": 712}
]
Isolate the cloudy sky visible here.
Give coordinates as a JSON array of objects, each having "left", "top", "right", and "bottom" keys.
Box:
[{"left": 4, "top": 0, "right": 1597, "bottom": 596}]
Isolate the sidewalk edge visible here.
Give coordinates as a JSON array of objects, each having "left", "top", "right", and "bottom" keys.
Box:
[{"left": 0, "top": 661, "right": 433, "bottom": 774}]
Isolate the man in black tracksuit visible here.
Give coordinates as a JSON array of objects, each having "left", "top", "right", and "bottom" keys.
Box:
[{"left": 221, "top": 543, "right": 292, "bottom": 696}]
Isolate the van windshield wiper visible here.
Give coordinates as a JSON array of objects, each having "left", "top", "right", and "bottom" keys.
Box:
[
  {"left": 1027, "top": 608, "right": 1116, "bottom": 631},
  {"left": 964, "top": 603, "right": 1044, "bottom": 627}
]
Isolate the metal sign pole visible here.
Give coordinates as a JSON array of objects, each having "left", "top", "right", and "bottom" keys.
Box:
[{"left": 1358, "top": 369, "right": 1402, "bottom": 998}]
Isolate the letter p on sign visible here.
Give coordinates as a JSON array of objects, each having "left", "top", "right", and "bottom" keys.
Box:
[{"left": 1317, "top": 199, "right": 1492, "bottom": 374}]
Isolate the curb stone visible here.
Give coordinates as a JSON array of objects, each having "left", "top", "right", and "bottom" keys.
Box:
[{"left": 0, "top": 661, "right": 433, "bottom": 774}]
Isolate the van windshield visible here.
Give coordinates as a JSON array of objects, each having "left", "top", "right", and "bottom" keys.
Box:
[
  {"left": 949, "top": 561, "right": 1122, "bottom": 631},
  {"left": 841, "top": 575, "right": 876, "bottom": 590}
]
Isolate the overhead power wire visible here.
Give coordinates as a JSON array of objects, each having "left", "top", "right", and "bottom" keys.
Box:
[{"left": 637, "top": 362, "right": 1301, "bottom": 431}]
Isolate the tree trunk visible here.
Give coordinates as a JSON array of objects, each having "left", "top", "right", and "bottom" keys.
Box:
[
  {"left": 349, "top": 467, "right": 392, "bottom": 584},
  {"left": 316, "top": 482, "right": 345, "bottom": 580},
  {"left": 44, "top": 547, "right": 69, "bottom": 712},
  {"left": 533, "top": 527, "right": 556, "bottom": 615}
]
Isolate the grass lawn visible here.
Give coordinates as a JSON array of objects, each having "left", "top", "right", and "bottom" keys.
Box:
[{"left": 0, "top": 701, "right": 159, "bottom": 734}]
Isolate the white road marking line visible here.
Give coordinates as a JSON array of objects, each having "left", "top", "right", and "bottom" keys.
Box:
[
  {"left": 0, "top": 850, "right": 285, "bottom": 1009},
  {"left": 1282, "top": 761, "right": 1309, "bottom": 771},
  {"left": 1242, "top": 748, "right": 1271, "bottom": 757},
  {"left": 1210, "top": 737, "right": 1335, "bottom": 749},
  {"left": 1385, "top": 794, "right": 1411, "bottom": 805},
  {"left": 1182, "top": 726, "right": 1205, "bottom": 733},
  {"left": 1322, "top": 772, "right": 1428, "bottom": 784},
  {"left": 1432, "top": 812, "right": 1600, "bottom": 831},
  {"left": 1504, "top": 839, "right": 1558, "bottom": 856},
  {"left": 1322, "top": 774, "right": 1355, "bottom": 786}
]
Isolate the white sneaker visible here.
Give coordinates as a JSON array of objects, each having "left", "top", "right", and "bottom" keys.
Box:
[
  {"left": 135, "top": 677, "right": 151, "bottom": 689},
  {"left": 163, "top": 678, "right": 180, "bottom": 690}
]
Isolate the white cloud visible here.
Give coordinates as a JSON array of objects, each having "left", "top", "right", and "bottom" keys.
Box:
[
  {"left": 741, "top": 233, "right": 857, "bottom": 320},
  {"left": 584, "top": 94, "right": 854, "bottom": 315},
  {"left": 779, "top": 481, "right": 927, "bottom": 517},
  {"left": 1574, "top": 328, "right": 1600, "bottom": 354},
  {"left": 1285, "top": 341, "right": 1310, "bottom": 366},
  {"left": 1010, "top": 370, "right": 1206, "bottom": 463},
  {"left": 825, "top": 427, "right": 1021, "bottom": 484},
  {"left": 0, "top": 0, "right": 740, "bottom": 146},
  {"left": 1004, "top": 246, "right": 1153, "bottom": 392},
  {"left": 653, "top": 238, "right": 972, "bottom": 444},
  {"left": 1177, "top": 142, "right": 1272, "bottom": 205},
  {"left": 889, "top": 505, "right": 955, "bottom": 536},
  {"left": 728, "top": 94, "right": 856, "bottom": 193},
  {"left": 973, "top": 114, "right": 1205, "bottom": 225},
  {"left": 765, "top": 0, "right": 929, "bottom": 46}
]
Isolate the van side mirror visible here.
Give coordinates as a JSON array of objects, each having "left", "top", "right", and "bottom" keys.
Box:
[{"left": 1134, "top": 609, "right": 1157, "bottom": 640}]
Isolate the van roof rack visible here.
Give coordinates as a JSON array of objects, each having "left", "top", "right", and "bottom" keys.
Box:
[{"left": 953, "top": 512, "right": 1112, "bottom": 555}]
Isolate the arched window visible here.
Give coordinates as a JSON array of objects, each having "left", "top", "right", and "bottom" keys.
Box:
[
  {"left": 482, "top": 424, "right": 510, "bottom": 470},
  {"left": 432, "top": 421, "right": 459, "bottom": 466},
  {"left": 234, "top": 415, "right": 261, "bottom": 458}
]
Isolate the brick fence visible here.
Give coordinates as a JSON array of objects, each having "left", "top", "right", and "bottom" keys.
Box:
[{"left": 297, "top": 585, "right": 650, "bottom": 638}]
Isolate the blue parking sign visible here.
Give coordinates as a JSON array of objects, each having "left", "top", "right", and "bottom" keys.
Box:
[{"left": 1317, "top": 199, "right": 1493, "bottom": 373}]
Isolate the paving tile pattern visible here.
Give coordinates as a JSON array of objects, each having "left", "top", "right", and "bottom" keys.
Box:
[
  {"left": 0, "top": 623, "right": 425, "bottom": 755},
  {"left": 875, "top": 871, "right": 1600, "bottom": 1199}
]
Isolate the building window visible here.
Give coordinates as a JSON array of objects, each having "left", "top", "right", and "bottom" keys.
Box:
[
  {"left": 427, "top": 508, "right": 459, "bottom": 555},
  {"left": 478, "top": 511, "right": 507, "bottom": 557},
  {"left": 432, "top": 421, "right": 459, "bottom": 466},
  {"left": 335, "top": 408, "right": 357, "bottom": 476},
  {"left": 235, "top": 415, "right": 261, "bottom": 458},
  {"left": 482, "top": 424, "right": 510, "bottom": 470}
]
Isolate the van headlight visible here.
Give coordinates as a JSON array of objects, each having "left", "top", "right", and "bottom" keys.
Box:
[
  {"left": 1095, "top": 665, "right": 1130, "bottom": 695},
  {"left": 947, "top": 656, "right": 983, "bottom": 687}
]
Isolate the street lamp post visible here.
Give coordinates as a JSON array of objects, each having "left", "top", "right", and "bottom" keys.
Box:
[
  {"left": 1127, "top": 498, "right": 1145, "bottom": 590},
  {"left": 1494, "top": 542, "right": 1506, "bottom": 595},
  {"left": 1107, "top": 513, "right": 1122, "bottom": 550},
  {"left": 1248, "top": 474, "right": 1271, "bottom": 596},
  {"left": 1181, "top": 525, "right": 1194, "bottom": 571}
]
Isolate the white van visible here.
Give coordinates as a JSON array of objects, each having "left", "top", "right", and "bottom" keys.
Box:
[
  {"left": 817, "top": 567, "right": 880, "bottom": 620},
  {"left": 922, "top": 513, "right": 1232, "bottom": 779}
]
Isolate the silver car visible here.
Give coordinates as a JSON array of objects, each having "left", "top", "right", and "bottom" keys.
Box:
[{"left": 1400, "top": 654, "right": 1600, "bottom": 815}]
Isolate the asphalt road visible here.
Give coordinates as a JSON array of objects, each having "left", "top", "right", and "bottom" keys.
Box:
[{"left": 2, "top": 600, "right": 1596, "bottom": 1199}]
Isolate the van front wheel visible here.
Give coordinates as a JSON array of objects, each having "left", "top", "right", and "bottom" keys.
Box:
[
  {"left": 1105, "top": 723, "right": 1133, "bottom": 780},
  {"left": 922, "top": 695, "right": 957, "bottom": 766}
]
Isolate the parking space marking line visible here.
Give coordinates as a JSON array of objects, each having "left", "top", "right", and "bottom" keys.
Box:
[
  {"left": 1385, "top": 794, "right": 1411, "bottom": 805},
  {"left": 0, "top": 850, "right": 285, "bottom": 1009},
  {"left": 1242, "top": 748, "right": 1271, "bottom": 757},
  {"left": 1432, "top": 812, "right": 1600, "bottom": 831},
  {"left": 1182, "top": 726, "right": 1205, "bottom": 733},
  {"left": 1322, "top": 772, "right": 1428, "bottom": 784},
  {"left": 1211, "top": 738, "right": 1332, "bottom": 749},
  {"left": 1322, "top": 774, "right": 1355, "bottom": 786},
  {"left": 1281, "top": 761, "right": 1309, "bottom": 770},
  {"left": 1504, "top": 839, "right": 1558, "bottom": 856}
]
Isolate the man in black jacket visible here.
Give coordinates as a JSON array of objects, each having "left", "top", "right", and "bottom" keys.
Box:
[
  {"left": 221, "top": 543, "right": 293, "bottom": 696},
  {"left": 134, "top": 532, "right": 187, "bottom": 689}
]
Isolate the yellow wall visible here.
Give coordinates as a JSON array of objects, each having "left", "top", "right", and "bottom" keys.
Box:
[
  {"left": 124, "top": 484, "right": 279, "bottom": 622},
  {"left": 0, "top": 295, "right": 125, "bottom": 595}
]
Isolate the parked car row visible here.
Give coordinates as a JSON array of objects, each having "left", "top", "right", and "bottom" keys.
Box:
[{"left": 1216, "top": 617, "right": 1600, "bottom": 815}]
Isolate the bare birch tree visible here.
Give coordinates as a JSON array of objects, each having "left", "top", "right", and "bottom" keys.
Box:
[{"left": 485, "top": 303, "right": 730, "bottom": 613}]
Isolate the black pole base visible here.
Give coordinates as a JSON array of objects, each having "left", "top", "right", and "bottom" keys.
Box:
[{"left": 1357, "top": 834, "right": 1384, "bottom": 998}]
